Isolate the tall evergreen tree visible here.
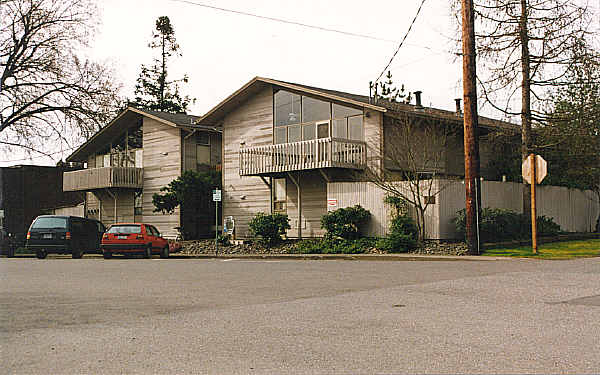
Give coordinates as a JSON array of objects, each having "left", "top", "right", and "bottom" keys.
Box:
[{"left": 132, "top": 16, "right": 193, "bottom": 113}]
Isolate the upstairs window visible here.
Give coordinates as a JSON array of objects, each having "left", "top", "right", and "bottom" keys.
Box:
[{"left": 274, "top": 90, "right": 364, "bottom": 143}]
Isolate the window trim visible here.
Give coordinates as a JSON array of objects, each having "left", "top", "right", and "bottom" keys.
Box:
[{"left": 273, "top": 89, "right": 364, "bottom": 144}]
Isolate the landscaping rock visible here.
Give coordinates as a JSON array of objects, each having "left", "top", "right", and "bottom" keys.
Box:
[
  {"left": 409, "top": 240, "right": 469, "bottom": 256},
  {"left": 180, "top": 238, "right": 470, "bottom": 256}
]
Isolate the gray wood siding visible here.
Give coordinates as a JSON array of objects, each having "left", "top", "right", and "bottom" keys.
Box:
[
  {"left": 364, "top": 110, "right": 383, "bottom": 171},
  {"left": 183, "top": 133, "right": 196, "bottom": 172},
  {"left": 211, "top": 132, "right": 222, "bottom": 167},
  {"left": 87, "top": 155, "right": 96, "bottom": 168},
  {"left": 89, "top": 190, "right": 136, "bottom": 226},
  {"left": 141, "top": 117, "right": 181, "bottom": 238},
  {"left": 329, "top": 180, "right": 599, "bottom": 239},
  {"left": 285, "top": 170, "right": 327, "bottom": 238},
  {"left": 222, "top": 87, "right": 273, "bottom": 238}
]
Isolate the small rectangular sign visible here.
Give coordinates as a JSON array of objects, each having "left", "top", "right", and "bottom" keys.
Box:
[
  {"left": 212, "top": 189, "right": 221, "bottom": 202},
  {"left": 327, "top": 198, "right": 337, "bottom": 207}
]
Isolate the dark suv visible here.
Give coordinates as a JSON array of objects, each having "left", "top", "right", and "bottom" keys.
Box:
[{"left": 26, "top": 215, "right": 106, "bottom": 259}]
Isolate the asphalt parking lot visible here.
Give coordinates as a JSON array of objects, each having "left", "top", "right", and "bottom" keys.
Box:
[{"left": 1, "top": 256, "right": 599, "bottom": 374}]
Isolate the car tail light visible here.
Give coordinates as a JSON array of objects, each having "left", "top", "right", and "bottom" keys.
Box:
[
  {"left": 102, "top": 233, "right": 108, "bottom": 239},
  {"left": 26, "top": 232, "right": 30, "bottom": 240},
  {"left": 66, "top": 232, "right": 71, "bottom": 240}
]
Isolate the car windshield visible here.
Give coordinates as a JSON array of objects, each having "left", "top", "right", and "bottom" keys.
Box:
[
  {"left": 108, "top": 225, "right": 142, "bottom": 234},
  {"left": 31, "top": 217, "right": 67, "bottom": 229}
]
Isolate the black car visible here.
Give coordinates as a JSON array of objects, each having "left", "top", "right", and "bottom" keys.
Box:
[{"left": 26, "top": 215, "right": 106, "bottom": 259}]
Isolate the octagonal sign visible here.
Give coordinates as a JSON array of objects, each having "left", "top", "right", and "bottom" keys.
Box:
[{"left": 522, "top": 154, "right": 547, "bottom": 184}]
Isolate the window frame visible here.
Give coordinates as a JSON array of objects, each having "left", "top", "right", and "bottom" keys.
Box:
[{"left": 273, "top": 89, "right": 364, "bottom": 144}]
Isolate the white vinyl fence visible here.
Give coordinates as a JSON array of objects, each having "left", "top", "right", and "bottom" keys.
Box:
[{"left": 328, "top": 180, "right": 599, "bottom": 239}]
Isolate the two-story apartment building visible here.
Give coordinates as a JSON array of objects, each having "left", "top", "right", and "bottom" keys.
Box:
[
  {"left": 64, "top": 107, "right": 222, "bottom": 238},
  {"left": 194, "top": 77, "right": 518, "bottom": 239}
]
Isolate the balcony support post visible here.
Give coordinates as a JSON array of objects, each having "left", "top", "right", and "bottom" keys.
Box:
[
  {"left": 105, "top": 188, "right": 117, "bottom": 225},
  {"left": 287, "top": 172, "right": 301, "bottom": 239},
  {"left": 259, "top": 176, "right": 271, "bottom": 188},
  {"left": 318, "top": 169, "right": 330, "bottom": 183}
]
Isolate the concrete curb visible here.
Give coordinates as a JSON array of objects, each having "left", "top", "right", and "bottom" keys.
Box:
[{"left": 169, "top": 253, "right": 511, "bottom": 261}]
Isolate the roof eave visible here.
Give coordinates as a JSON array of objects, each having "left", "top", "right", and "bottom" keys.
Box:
[{"left": 196, "top": 76, "right": 387, "bottom": 126}]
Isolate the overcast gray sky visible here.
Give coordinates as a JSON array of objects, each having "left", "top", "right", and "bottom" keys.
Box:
[
  {"left": 94, "top": 0, "right": 463, "bottom": 112},
  {"left": 7, "top": 0, "right": 592, "bottom": 166}
]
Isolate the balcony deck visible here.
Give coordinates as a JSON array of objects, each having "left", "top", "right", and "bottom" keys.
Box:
[
  {"left": 63, "top": 167, "right": 143, "bottom": 191},
  {"left": 239, "top": 137, "right": 366, "bottom": 176}
]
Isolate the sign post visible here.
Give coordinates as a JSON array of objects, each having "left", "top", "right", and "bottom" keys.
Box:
[
  {"left": 522, "top": 154, "right": 547, "bottom": 254},
  {"left": 212, "top": 189, "right": 221, "bottom": 256}
]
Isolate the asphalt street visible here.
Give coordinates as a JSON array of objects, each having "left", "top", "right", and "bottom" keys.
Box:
[{"left": 1, "top": 256, "right": 599, "bottom": 374}]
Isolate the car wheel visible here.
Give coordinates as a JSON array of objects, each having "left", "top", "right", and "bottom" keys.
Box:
[
  {"left": 160, "top": 246, "right": 169, "bottom": 259},
  {"left": 72, "top": 248, "right": 83, "bottom": 259},
  {"left": 144, "top": 245, "right": 152, "bottom": 259},
  {"left": 36, "top": 249, "right": 47, "bottom": 259},
  {"left": 103, "top": 251, "right": 112, "bottom": 259}
]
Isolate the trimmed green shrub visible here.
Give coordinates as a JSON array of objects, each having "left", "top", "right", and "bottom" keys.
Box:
[
  {"left": 454, "top": 208, "right": 562, "bottom": 242},
  {"left": 248, "top": 212, "right": 291, "bottom": 247},
  {"left": 293, "top": 237, "right": 376, "bottom": 254},
  {"left": 376, "top": 214, "right": 419, "bottom": 253},
  {"left": 320, "top": 205, "right": 371, "bottom": 240},
  {"left": 537, "top": 215, "right": 562, "bottom": 236}
]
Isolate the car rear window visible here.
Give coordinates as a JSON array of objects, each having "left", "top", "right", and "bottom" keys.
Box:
[
  {"left": 31, "top": 217, "right": 67, "bottom": 229},
  {"left": 107, "top": 225, "right": 142, "bottom": 234}
]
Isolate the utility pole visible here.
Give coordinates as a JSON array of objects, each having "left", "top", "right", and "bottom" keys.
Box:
[{"left": 461, "top": 0, "right": 482, "bottom": 255}]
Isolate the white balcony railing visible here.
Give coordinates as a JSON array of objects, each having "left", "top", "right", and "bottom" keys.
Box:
[
  {"left": 239, "top": 137, "right": 366, "bottom": 176},
  {"left": 63, "top": 167, "right": 143, "bottom": 191}
]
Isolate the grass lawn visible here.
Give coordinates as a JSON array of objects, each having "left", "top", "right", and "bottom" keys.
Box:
[{"left": 483, "top": 239, "right": 600, "bottom": 259}]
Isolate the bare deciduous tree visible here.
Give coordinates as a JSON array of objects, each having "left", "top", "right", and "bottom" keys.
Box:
[
  {"left": 453, "top": 0, "right": 596, "bottom": 151},
  {"left": 364, "top": 112, "right": 459, "bottom": 240},
  {"left": 0, "top": 0, "right": 121, "bottom": 160},
  {"left": 452, "top": 0, "right": 598, "bottom": 216}
]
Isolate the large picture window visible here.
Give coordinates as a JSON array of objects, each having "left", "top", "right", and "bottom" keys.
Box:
[{"left": 274, "top": 90, "right": 364, "bottom": 143}]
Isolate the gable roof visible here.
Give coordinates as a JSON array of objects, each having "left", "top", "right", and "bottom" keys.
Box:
[
  {"left": 131, "top": 107, "right": 201, "bottom": 127},
  {"left": 196, "top": 76, "right": 519, "bottom": 131},
  {"left": 66, "top": 107, "right": 215, "bottom": 162},
  {"left": 195, "top": 77, "right": 388, "bottom": 126}
]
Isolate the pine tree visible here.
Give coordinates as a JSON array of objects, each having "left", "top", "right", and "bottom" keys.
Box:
[
  {"left": 371, "top": 71, "right": 411, "bottom": 104},
  {"left": 132, "top": 16, "right": 193, "bottom": 113}
]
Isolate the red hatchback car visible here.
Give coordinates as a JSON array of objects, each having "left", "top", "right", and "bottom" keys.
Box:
[{"left": 101, "top": 223, "right": 169, "bottom": 259}]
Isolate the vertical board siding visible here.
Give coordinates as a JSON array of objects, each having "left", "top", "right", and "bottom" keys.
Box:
[
  {"left": 327, "top": 181, "right": 390, "bottom": 237},
  {"left": 211, "top": 133, "right": 222, "bottom": 167},
  {"left": 286, "top": 170, "right": 327, "bottom": 238},
  {"left": 183, "top": 133, "right": 196, "bottom": 172},
  {"left": 329, "top": 180, "right": 599, "bottom": 239},
  {"left": 141, "top": 117, "right": 181, "bottom": 238},
  {"left": 537, "top": 185, "right": 598, "bottom": 232},
  {"left": 222, "top": 87, "right": 273, "bottom": 238},
  {"left": 90, "top": 190, "right": 135, "bottom": 226},
  {"left": 53, "top": 203, "right": 85, "bottom": 217}
]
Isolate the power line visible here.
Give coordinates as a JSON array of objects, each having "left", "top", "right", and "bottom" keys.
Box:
[
  {"left": 167, "top": 0, "right": 446, "bottom": 53},
  {"left": 168, "top": 0, "right": 398, "bottom": 43},
  {"left": 0, "top": 144, "right": 77, "bottom": 163},
  {"left": 374, "top": 0, "right": 428, "bottom": 84}
]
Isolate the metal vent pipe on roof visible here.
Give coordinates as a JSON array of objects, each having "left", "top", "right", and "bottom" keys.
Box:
[
  {"left": 455, "top": 98, "right": 462, "bottom": 114},
  {"left": 414, "top": 91, "right": 423, "bottom": 108}
]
